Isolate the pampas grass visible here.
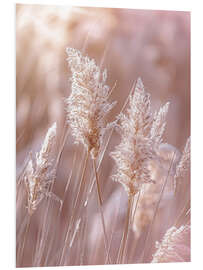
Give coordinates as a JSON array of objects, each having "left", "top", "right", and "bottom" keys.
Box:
[
  {"left": 24, "top": 122, "right": 60, "bottom": 216},
  {"left": 174, "top": 137, "right": 191, "bottom": 193},
  {"left": 17, "top": 122, "right": 61, "bottom": 265},
  {"left": 151, "top": 225, "right": 190, "bottom": 263},
  {"left": 16, "top": 48, "right": 191, "bottom": 267},
  {"left": 16, "top": 7, "right": 190, "bottom": 266},
  {"left": 60, "top": 48, "right": 117, "bottom": 264}
]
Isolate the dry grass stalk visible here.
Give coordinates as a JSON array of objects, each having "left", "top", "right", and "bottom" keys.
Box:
[
  {"left": 24, "top": 122, "right": 61, "bottom": 215},
  {"left": 140, "top": 150, "right": 177, "bottom": 262},
  {"left": 152, "top": 225, "right": 190, "bottom": 263},
  {"left": 174, "top": 198, "right": 190, "bottom": 228},
  {"left": 20, "top": 123, "right": 61, "bottom": 265},
  {"left": 69, "top": 218, "right": 81, "bottom": 248},
  {"left": 59, "top": 150, "right": 89, "bottom": 265},
  {"left": 32, "top": 126, "right": 70, "bottom": 267},
  {"left": 92, "top": 158, "right": 111, "bottom": 263},
  {"left": 174, "top": 137, "right": 191, "bottom": 193},
  {"left": 117, "top": 194, "right": 134, "bottom": 264},
  {"left": 110, "top": 78, "right": 170, "bottom": 263},
  {"left": 65, "top": 48, "right": 117, "bottom": 263}
]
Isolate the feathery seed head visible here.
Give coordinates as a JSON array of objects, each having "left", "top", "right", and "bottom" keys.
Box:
[
  {"left": 36, "top": 122, "right": 57, "bottom": 169},
  {"left": 66, "top": 48, "right": 116, "bottom": 159},
  {"left": 151, "top": 102, "right": 170, "bottom": 145},
  {"left": 111, "top": 78, "right": 155, "bottom": 196},
  {"left": 24, "top": 123, "right": 59, "bottom": 215},
  {"left": 24, "top": 160, "right": 35, "bottom": 204},
  {"left": 111, "top": 78, "right": 169, "bottom": 196},
  {"left": 174, "top": 137, "right": 190, "bottom": 192},
  {"left": 152, "top": 225, "right": 190, "bottom": 263}
]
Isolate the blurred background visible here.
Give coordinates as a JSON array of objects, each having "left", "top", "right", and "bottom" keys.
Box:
[{"left": 16, "top": 4, "right": 190, "bottom": 267}]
